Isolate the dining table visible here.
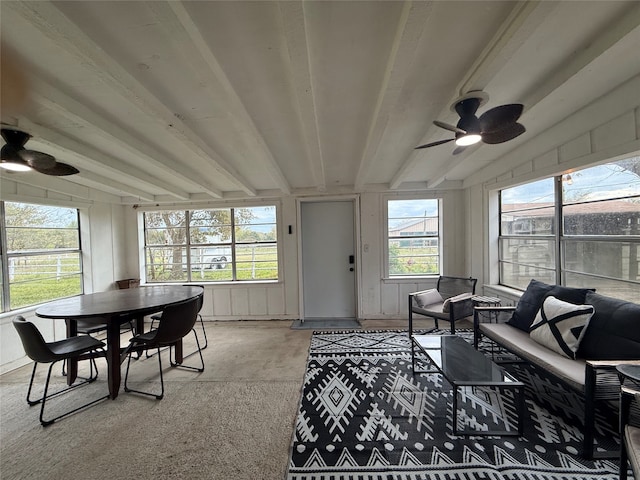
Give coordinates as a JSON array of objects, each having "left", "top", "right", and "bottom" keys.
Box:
[{"left": 35, "top": 285, "right": 204, "bottom": 399}]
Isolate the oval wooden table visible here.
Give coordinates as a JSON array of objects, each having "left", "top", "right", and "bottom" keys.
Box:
[{"left": 36, "top": 285, "right": 204, "bottom": 399}]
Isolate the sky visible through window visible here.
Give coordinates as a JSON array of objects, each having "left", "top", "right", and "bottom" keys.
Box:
[
  {"left": 501, "top": 157, "right": 640, "bottom": 204},
  {"left": 388, "top": 199, "right": 438, "bottom": 229}
]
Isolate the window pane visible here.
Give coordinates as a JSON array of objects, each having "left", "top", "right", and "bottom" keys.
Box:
[
  {"left": 235, "top": 206, "right": 276, "bottom": 224},
  {"left": 389, "top": 238, "right": 439, "bottom": 276},
  {"left": 500, "top": 178, "right": 555, "bottom": 235},
  {"left": 5, "top": 203, "right": 79, "bottom": 252},
  {"left": 143, "top": 206, "right": 278, "bottom": 283},
  {"left": 235, "top": 244, "right": 278, "bottom": 280},
  {"left": 145, "top": 246, "right": 187, "bottom": 282},
  {"left": 189, "top": 209, "right": 232, "bottom": 244},
  {"left": 8, "top": 253, "right": 82, "bottom": 309},
  {"left": 563, "top": 239, "right": 640, "bottom": 281},
  {"left": 499, "top": 238, "right": 555, "bottom": 289},
  {"left": 563, "top": 158, "right": 640, "bottom": 203},
  {"left": 235, "top": 207, "right": 277, "bottom": 242},
  {"left": 190, "top": 246, "right": 231, "bottom": 271},
  {"left": 562, "top": 158, "right": 640, "bottom": 236},
  {"left": 564, "top": 272, "right": 639, "bottom": 302},
  {"left": 563, "top": 199, "right": 640, "bottom": 235},
  {"left": 387, "top": 199, "right": 440, "bottom": 276},
  {"left": 144, "top": 211, "right": 186, "bottom": 245},
  {"left": 499, "top": 238, "right": 555, "bottom": 267},
  {"left": 388, "top": 199, "right": 438, "bottom": 236},
  {"left": 499, "top": 262, "right": 555, "bottom": 290}
]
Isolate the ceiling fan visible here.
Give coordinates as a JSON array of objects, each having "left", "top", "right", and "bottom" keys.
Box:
[
  {"left": 0, "top": 128, "right": 79, "bottom": 176},
  {"left": 415, "top": 91, "right": 525, "bottom": 155}
]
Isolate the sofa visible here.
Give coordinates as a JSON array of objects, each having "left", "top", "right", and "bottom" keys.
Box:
[
  {"left": 472, "top": 279, "right": 640, "bottom": 459},
  {"left": 408, "top": 276, "right": 477, "bottom": 336},
  {"left": 620, "top": 384, "right": 640, "bottom": 480}
]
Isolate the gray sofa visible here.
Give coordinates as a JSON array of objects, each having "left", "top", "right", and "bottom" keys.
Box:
[
  {"left": 620, "top": 385, "right": 640, "bottom": 480},
  {"left": 472, "top": 279, "right": 640, "bottom": 459}
]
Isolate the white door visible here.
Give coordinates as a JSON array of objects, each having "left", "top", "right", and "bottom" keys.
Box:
[{"left": 301, "top": 201, "right": 356, "bottom": 320}]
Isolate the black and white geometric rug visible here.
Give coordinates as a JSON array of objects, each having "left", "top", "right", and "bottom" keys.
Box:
[{"left": 286, "top": 329, "right": 628, "bottom": 480}]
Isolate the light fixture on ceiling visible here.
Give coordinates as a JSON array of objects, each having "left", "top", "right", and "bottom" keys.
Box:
[
  {"left": 454, "top": 114, "right": 482, "bottom": 146},
  {"left": 0, "top": 144, "right": 32, "bottom": 172},
  {"left": 455, "top": 132, "right": 482, "bottom": 146},
  {"left": 563, "top": 174, "right": 573, "bottom": 185}
]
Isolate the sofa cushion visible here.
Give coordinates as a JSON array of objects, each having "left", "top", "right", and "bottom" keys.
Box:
[
  {"left": 479, "top": 323, "right": 586, "bottom": 391},
  {"left": 442, "top": 292, "right": 474, "bottom": 313},
  {"left": 507, "top": 279, "right": 594, "bottom": 332},
  {"left": 412, "top": 289, "right": 443, "bottom": 308},
  {"left": 577, "top": 291, "right": 640, "bottom": 360},
  {"left": 529, "top": 296, "right": 594, "bottom": 359}
]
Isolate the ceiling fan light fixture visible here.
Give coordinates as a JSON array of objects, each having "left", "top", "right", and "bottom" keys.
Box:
[
  {"left": 0, "top": 144, "right": 32, "bottom": 171},
  {"left": 0, "top": 160, "right": 32, "bottom": 172},
  {"left": 455, "top": 133, "right": 482, "bottom": 146}
]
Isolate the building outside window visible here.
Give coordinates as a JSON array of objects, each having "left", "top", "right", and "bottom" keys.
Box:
[
  {"left": 0, "top": 202, "right": 82, "bottom": 312},
  {"left": 387, "top": 198, "right": 440, "bottom": 276},
  {"left": 499, "top": 157, "right": 640, "bottom": 301},
  {"left": 143, "top": 205, "right": 278, "bottom": 283}
]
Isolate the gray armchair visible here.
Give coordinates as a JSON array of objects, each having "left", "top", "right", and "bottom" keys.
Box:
[{"left": 408, "top": 275, "right": 477, "bottom": 336}]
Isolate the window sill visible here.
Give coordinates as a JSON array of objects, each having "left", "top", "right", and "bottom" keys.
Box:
[{"left": 382, "top": 276, "right": 440, "bottom": 284}]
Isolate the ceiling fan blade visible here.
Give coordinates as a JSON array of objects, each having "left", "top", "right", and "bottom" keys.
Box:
[
  {"left": 415, "top": 138, "right": 454, "bottom": 150},
  {"left": 433, "top": 120, "right": 465, "bottom": 134},
  {"left": 452, "top": 145, "right": 468, "bottom": 155},
  {"left": 19, "top": 150, "right": 57, "bottom": 169},
  {"left": 479, "top": 104, "right": 523, "bottom": 133},
  {"left": 482, "top": 123, "right": 526, "bottom": 144},
  {"left": 31, "top": 162, "right": 79, "bottom": 176}
]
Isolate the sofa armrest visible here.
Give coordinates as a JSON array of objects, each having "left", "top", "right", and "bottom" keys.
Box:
[{"left": 582, "top": 361, "right": 640, "bottom": 458}]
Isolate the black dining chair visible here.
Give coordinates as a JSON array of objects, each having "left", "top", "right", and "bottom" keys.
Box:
[
  {"left": 62, "top": 315, "right": 137, "bottom": 376},
  {"left": 148, "top": 285, "right": 208, "bottom": 357},
  {"left": 12, "top": 315, "right": 109, "bottom": 426},
  {"left": 123, "top": 296, "right": 204, "bottom": 400}
]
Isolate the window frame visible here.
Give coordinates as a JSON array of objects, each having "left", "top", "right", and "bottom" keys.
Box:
[
  {"left": 141, "top": 204, "right": 279, "bottom": 284},
  {"left": 498, "top": 159, "right": 640, "bottom": 300},
  {"left": 384, "top": 196, "right": 442, "bottom": 278},
  {"left": 0, "top": 201, "right": 83, "bottom": 312}
]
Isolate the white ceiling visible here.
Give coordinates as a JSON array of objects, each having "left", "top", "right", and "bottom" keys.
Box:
[{"left": 1, "top": 1, "right": 639, "bottom": 204}]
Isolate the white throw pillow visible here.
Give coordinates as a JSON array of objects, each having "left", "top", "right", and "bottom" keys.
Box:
[
  {"left": 412, "top": 289, "right": 443, "bottom": 308},
  {"left": 529, "top": 295, "right": 594, "bottom": 359}
]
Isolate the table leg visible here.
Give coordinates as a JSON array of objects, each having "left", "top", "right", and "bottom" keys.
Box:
[
  {"left": 174, "top": 339, "right": 184, "bottom": 364},
  {"left": 106, "top": 320, "right": 122, "bottom": 399},
  {"left": 65, "top": 319, "right": 78, "bottom": 385}
]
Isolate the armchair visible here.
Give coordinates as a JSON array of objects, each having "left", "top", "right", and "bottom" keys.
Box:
[{"left": 408, "top": 275, "right": 477, "bottom": 336}]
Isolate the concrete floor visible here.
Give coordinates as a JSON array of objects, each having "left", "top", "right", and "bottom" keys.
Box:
[
  {"left": 0, "top": 317, "right": 457, "bottom": 480},
  {"left": 0, "top": 316, "right": 455, "bottom": 385}
]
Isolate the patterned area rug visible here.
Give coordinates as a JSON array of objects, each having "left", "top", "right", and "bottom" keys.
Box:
[{"left": 286, "top": 329, "right": 628, "bottom": 480}]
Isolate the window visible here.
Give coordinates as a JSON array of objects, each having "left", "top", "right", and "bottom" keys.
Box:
[
  {"left": 0, "top": 202, "right": 82, "bottom": 312},
  {"left": 387, "top": 199, "right": 440, "bottom": 276},
  {"left": 499, "top": 157, "right": 640, "bottom": 301},
  {"left": 143, "top": 206, "right": 278, "bottom": 283}
]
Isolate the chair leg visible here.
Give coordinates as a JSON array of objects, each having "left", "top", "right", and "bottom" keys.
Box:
[
  {"left": 124, "top": 347, "right": 164, "bottom": 400},
  {"left": 198, "top": 314, "right": 208, "bottom": 350},
  {"left": 620, "top": 440, "right": 628, "bottom": 480},
  {"left": 33, "top": 358, "right": 108, "bottom": 427},
  {"left": 170, "top": 328, "right": 205, "bottom": 372}
]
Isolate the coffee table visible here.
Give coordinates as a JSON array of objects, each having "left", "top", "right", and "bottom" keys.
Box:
[{"left": 411, "top": 334, "right": 525, "bottom": 436}]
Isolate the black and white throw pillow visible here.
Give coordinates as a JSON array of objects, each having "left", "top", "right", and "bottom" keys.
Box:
[{"left": 529, "top": 295, "right": 594, "bottom": 359}]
